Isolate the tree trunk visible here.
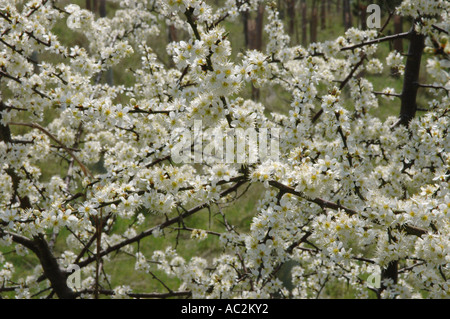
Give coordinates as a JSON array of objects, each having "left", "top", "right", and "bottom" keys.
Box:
[
  {"left": 93, "top": 0, "right": 99, "bottom": 15},
  {"left": 379, "top": 228, "right": 399, "bottom": 299},
  {"left": 99, "top": 0, "right": 106, "bottom": 18},
  {"left": 380, "top": 260, "right": 398, "bottom": 298},
  {"left": 287, "top": 0, "right": 296, "bottom": 37},
  {"left": 252, "top": 4, "right": 264, "bottom": 101},
  {"left": 86, "top": 0, "right": 92, "bottom": 11},
  {"left": 301, "top": 0, "right": 308, "bottom": 46},
  {"left": 0, "top": 100, "right": 11, "bottom": 144},
  {"left": 254, "top": 4, "right": 265, "bottom": 51},
  {"left": 320, "top": 0, "right": 326, "bottom": 30},
  {"left": 343, "top": 0, "right": 352, "bottom": 31},
  {"left": 278, "top": 0, "right": 284, "bottom": 20},
  {"left": 393, "top": 15, "right": 404, "bottom": 52},
  {"left": 168, "top": 25, "right": 178, "bottom": 42},
  {"left": 310, "top": 0, "right": 318, "bottom": 43},
  {"left": 245, "top": 4, "right": 265, "bottom": 51},
  {"left": 98, "top": 0, "right": 113, "bottom": 86},
  {"left": 34, "top": 236, "right": 77, "bottom": 299},
  {"left": 398, "top": 27, "right": 425, "bottom": 126},
  {"left": 0, "top": 100, "right": 76, "bottom": 299},
  {"left": 243, "top": 4, "right": 264, "bottom": 101},
  {"left": 242, "top": 10, "right": 250, "bottom": 48},
  {"left": 360, "top": 2, "right": 368, "bottom": 30},
  {"left": 31, "top": 51, "right": 39, "bottom": 73}
]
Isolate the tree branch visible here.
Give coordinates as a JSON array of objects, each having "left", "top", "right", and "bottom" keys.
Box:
[
  {"left": 7, "top": 122, "right": 93, "bottom": 179},
  {"left": 76, "top": 289, "right": 191, "bottom": 299},
  {"left": 268, "top": 180, "right": 428, "bottom": 237},
  {"left": 341, "top": 31, "right": 411, "bottom": 52},
  {"left": 77, "top": 179, "right": 248, "bottom": 268}
]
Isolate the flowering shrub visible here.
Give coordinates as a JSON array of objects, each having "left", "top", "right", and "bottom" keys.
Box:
[{"left": 0, "top": 0, "right": 449, "bottom": 299}]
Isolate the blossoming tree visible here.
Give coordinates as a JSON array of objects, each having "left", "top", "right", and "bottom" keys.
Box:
[{"left": 0, "top": 0, "right": 449, "bottom": 299}]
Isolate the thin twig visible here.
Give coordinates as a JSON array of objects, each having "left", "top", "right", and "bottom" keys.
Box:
[
  {"left": 7, "top": 122, "right": 93, "bottom": 179},
  {"left": 341, "top": 31, "right": 411, "bottom": 51}
]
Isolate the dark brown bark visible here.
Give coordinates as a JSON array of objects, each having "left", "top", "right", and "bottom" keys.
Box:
[
  {"left": 254, "top": 4, "right": 265, "bottom": 50},
  {"left": 301, "top": 0, "right": 308, "bottom": 46},
  {"left": 381, "top": 260, "right": 398, "bottom": 293},
  {"left": 0, "top": 101, "right": 31, "bottom": 209},
  {"left": 399, "top": 28, "right": 425, "bottom": 126},
  {"left": 359, "top": 2, "right": 368, "bottom": 30},
  {"left": 393, "top": 15, "right": 404, "bottom": 52},
  {"left": 98, "top": 0, "right": 113, "bottom": 86},
  {"left": 320, "top": 0, "right": 326, "bottom": 30},
  {"left": 247, "top": 20, "right": 258, "bottom": 49},
  {"left": 287, "top": 0, "right": 296, "bottom": 36},
  {"left": 0, "top": 101, "right": 11, "bottom": 143},
  {"left": 1, "top": 98, "right": 76, "bottom": 299},
  {"left": 379, "top": 227, "right": 399, "bottom": 298},
  {"left": 242, "top": 10, "right": 250, "bottom": 48},
  {"left": 86, "top": 0, "right": 92, "bottom": 11},
  {"left": 343, "top": 0, "right": 352, "bottom": 31},
  {"left": 93, "top": 0, "right": 99, "bottom": 15},
  {"left": 309, "top": 0, "right": 318, "bottom": 43},
  {"left": 310, "top": 1, "right": 318, "bottom": 43},
  {"left": 168, "top": 25, "right": 178, "bottom": 42},
  {"left": 244, "top": 4, "right": 264, "bottom": 101},
  {"left": 34, "top": 236, "right": 77, "bottom": 299},
  {"left": 243, "top": 4, "right": 264, "bottom": 51},
  {"left": 99, "top": 0, "right": 106, "bottom": 18}
]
